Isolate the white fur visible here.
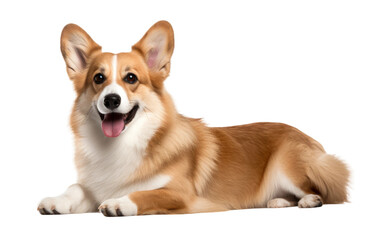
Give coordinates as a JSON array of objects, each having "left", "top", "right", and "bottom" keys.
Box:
[
  {"left": 96, "top": 83, "right": 130, "bottom": 114},
  {"left": 112, "top": 54, "right": 118, "bottom": 82},
  {"left": 125, "top": 174, "right": 171, "bottom": 193}
]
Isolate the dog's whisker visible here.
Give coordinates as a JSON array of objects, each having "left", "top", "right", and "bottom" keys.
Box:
[
  {"left": 80, "top": 106, "right": 93, "bottom": 124},
  {"left": 142, "top": 108, "right": 150, "bottom": 119},
  {"left": 143, "top": 106, "right": 153, "bottom": 113}
]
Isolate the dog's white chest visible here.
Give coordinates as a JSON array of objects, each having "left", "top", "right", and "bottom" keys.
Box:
[
  {"left": 78, "top": 148, "right": 171, "bottom": 204},
  {"left": 80, "top": 145, "right": 142, "bottom": 202},
  {"left": 76, "top": 122, "right": 145, "bottom": 202}
]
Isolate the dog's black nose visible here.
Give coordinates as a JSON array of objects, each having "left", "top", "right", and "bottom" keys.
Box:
[{"left": 104, "top": 94, "right": 121, "bottom": 110}]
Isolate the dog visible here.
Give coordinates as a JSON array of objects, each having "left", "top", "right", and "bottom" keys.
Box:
[{"left": 38, "top": 21, "right": 350, "bottom": 216}]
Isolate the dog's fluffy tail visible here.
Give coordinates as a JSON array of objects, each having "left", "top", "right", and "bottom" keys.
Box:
[{"left": 307, "top": 154, "right": 350, "bottom": 203}]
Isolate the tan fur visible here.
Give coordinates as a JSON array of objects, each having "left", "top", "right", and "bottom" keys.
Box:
[{"left": 38, "top": 21, "right": 350, "bottom": 216}]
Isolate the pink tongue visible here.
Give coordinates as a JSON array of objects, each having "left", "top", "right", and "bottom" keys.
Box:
[{"left": 101, "top": 113, "right": 125, "bottom": 137}]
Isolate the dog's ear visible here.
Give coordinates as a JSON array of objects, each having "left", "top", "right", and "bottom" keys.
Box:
[
  {"left": 132, "top": 21, "right": 174, "bottom": 89},
  {"left": 60, "top": 24, "right": 101, "bottom": 81}
]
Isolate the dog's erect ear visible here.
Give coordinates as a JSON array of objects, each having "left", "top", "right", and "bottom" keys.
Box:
[
  {"left": 60, "top": 24, "right": 101, "bottom": 81},
  {"left": 132, "top": 21, "right": 174, "bottom": 88}
]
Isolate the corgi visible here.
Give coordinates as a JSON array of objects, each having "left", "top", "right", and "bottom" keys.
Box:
[{"left": 38, "top": 21, "right": 350, "bottom": 216}]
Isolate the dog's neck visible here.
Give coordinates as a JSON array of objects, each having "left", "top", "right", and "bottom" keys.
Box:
[{"left": 127, "top": 91, "right": 198, "bottom": 182}]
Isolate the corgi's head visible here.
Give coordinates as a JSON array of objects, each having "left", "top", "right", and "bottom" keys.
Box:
[{"left": 61, "top": 21, "right": 174, "bottom": 138}]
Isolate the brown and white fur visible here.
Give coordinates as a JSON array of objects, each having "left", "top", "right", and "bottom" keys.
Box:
[{"left": 38, "top": 21, "right": 350, "bottom": 216}]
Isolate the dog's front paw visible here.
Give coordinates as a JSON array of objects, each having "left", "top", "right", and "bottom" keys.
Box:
[
  {"left": 99, "top": 196, "right": 138, "bottom": 217},
  {"left": 38, "top": 196, "right": 72, "bottom": 215}
]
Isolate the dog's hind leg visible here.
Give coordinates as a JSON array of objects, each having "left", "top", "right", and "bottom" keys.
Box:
[
  {"left": 298, "top": 194, "right": 323, "bottom": 208},
  {"left": 267, "top": 197, "right": 297, "bottom": 208}
]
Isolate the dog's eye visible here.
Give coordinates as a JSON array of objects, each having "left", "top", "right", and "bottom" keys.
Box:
[
  {"left": 123, "top": 73, "right": 138, "bottom": 84},
  {"left": 94, "top": 73, "right": 106, "bottom": 84}
]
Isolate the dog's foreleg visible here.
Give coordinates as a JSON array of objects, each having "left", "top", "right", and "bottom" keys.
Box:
[
  {"left": 99, "top": 189, "right": 188, "bottom": 217},
  {"left": 38, "top": 184, "right": 97, "bottom": 214}
]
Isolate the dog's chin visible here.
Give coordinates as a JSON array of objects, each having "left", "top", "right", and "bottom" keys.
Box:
[{"left": 97, "top": 105, "right": 139, "bottom": 138}]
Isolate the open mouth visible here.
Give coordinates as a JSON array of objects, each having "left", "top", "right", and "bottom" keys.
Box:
[{"left": 98, "top": 105, "right": 139, "bottom": 138}]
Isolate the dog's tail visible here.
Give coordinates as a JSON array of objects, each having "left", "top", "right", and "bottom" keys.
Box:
[{"left": 307, "top": 154, "right": 350, "bottom": 203}]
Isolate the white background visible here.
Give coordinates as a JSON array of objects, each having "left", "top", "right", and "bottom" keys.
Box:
[{"left": 0, "top": 0, "right": 381, "bottom": 239}]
